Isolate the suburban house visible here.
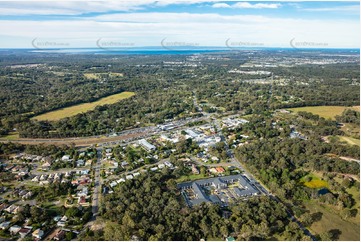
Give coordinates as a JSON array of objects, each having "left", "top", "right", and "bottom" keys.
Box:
[
  {"left": 9, "top": 225, "right": 21, "bottom": 234},
  {"left": 0, "top": 221, "right": 11, "bottom": 230},
  {"left": 76, "top": 160, "right": 85, "bottom": 167},
  {"left": 192, "top": 164, "right": 200, "bottom": 174},
  {"left": 18, "top": 227, "right": 32, "bottom": 238},
  {"left": 61, "top": 155, "right": 71, "bottom": 161},
  {"left": 32, "top": 228, "right": 44, "bottom": 239},
  {"left": 42, "top": 161, "right": 52, "bottom": 169},
  {"left": 54, "top": 229, "right": 66, "bottom": 240}
]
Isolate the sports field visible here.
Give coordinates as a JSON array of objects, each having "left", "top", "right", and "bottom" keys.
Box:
[
  {"left": 288, "top": 106, "right": 359, "bottom": 120},
  {"left": 32, "top": 91, "right": 135, "bottom": 121}
]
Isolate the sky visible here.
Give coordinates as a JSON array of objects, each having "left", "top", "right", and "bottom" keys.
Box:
[{"left": 0, "top": 0, "right": 359, "bottom": 49}]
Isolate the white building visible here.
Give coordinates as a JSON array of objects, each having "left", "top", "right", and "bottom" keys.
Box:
[{"left": 139, "top": 139, "right": 156, "bottom": 151}]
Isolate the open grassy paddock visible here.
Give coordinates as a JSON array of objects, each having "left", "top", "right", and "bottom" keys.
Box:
[
  {"left": 288, "top": 106, "right": 359, "bottom": 120},
  {"left": 304, "top": 200, "right": 360, "bottom": 241},
  {"left": 32, "top": 91, "right": 135, "bottom": 121},
  {"left": 83, "top": 72, "right": 124, "bottom": 79},
  {"left": 338, "top": 136, "right": 360, "bottom": 146}
]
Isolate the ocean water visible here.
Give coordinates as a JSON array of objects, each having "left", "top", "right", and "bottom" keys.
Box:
[{"left": 28, "top": 48, "right": 230, "bottom": 55}]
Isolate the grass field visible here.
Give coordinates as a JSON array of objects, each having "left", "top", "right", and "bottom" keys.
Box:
[
  {"left": 346, "top": 186, "right": 360, "bottom": 225},
  {"left": 300, "top": 173, "right": 328, "bottom": 189},
  {"left": 176, "top": 173, "right": 207, "bottom": 183},
  {"left": 84, "top": 72, "right": 123, "bottom": 79},
  {"left": 304, "top": 200, "right": 360, "bottom": 241},
  {"left": 32, "top": 91, "right": 135, "bottom": 121},
  {"left": 288, "top": 106, "right": 359, "bottom": 120},
  {"left": 1, "top": 132, "right": 19, "bottom": 140},
  {"left": 83, "top": 73, "right": 99, "bottom": 79},
  {"left": 341, "top": 123, "right": 360, "bottom": 139},
  {"left": 338, "top": 136, "right": 360, "bottom": 146}
]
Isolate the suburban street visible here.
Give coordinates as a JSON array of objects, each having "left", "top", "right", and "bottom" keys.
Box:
[{"left": 91, "top": 148, "right": 102, "bottom": 218}]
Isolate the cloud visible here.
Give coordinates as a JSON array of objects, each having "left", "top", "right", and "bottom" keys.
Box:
[
  {"left": 212, "top": 3, "right": 231, "bottom": 8},
  {"left": 0, "top": 12, "right": 358, "bottom": 48},
  {"left": 233, "top": 2, "right": 281, "bottom": 9},
  {"left": 0, "top": 1, "right": 358, "bottom": 48},
  {"left": 0, "top": 0, "right": 238, "bottom": 15},
  {"left": 302, "top": 5, "right": 359, "bottom": 12},
  {"left": 0, "top": 0, "right": 153, "bottom": 15},
  {"left": 0, "top": 1, "right": 285, "bottom": 16},
  {"left": 212, "top": 2, "right": 281, "bottom": 9}
]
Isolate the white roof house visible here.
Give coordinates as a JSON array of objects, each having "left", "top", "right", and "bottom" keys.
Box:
[
  {"left": 133, "top": 172, "right": 140, "bottom": 177},
  {"left": 164, "top": 161, "right": 174, "bottom": 168},
  {"left": 150, "top": 167, "right": 158, "bottom": 171},
  {"left": 61, "top": 155, "right": 71, "bottom": 161}
]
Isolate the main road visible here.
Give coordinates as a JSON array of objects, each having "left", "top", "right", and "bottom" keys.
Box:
[{"left": 0, "top": 116, "right": 207, "bottom": 147}]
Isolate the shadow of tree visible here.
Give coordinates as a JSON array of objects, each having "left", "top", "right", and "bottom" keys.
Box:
[
  {"left": 311, "top": 212, "right": 323, "bottom": 222},
  {"left": 329, "top": 229, "right": 342, "bottom": 240},
  {"left": 350, "top": 209, "right": 358, "bottom": 217}
]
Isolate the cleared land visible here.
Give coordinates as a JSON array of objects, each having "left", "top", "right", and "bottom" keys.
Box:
[
  {"left": 0, "top": 130, "right": 148, "bottom": 147},
  {"left": 338, "top": 136, "right": 360, "bottom": 146},
  {"left": 288, "top": 106, "right": 359, "bottom": 120},
  {"left": 304, "top": 200, "right": 360, "bottom": 241},
  {"left": 84, "top": 72, "right": 123, "bottom": 79},
  {"left": 32, "top": 92, "right": 135, "bottom": 121}
]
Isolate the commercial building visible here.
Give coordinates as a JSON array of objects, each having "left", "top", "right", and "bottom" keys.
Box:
[
  {"left": 138, "top": 139, "right": 156, "bottom": 151},
  {"left": 177, "top": 174, "right": 260, "bottom": 207}
]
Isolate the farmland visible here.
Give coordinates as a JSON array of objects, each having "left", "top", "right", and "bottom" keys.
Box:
[
  {"left": 288, "top": 106, "right": 359, "bottom": 120},
  {"left": 32, "top": 91, "right": 135, "bottom": 121}
]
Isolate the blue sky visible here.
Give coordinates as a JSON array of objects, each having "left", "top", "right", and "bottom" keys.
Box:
[{"left": 0, "top": 1, "right": 359, "bottom": 48}]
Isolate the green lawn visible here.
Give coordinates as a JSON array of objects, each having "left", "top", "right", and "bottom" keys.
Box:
[
  {"left": 288, "top": 106, "right": 359, "bottom": 120},
  {"left": 32, "top": 91, "right": 135, "bottom": 121}
]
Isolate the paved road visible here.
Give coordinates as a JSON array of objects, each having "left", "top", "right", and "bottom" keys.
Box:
[{"left": 91, "top": 148, "right": 102, "bottom": 218}]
